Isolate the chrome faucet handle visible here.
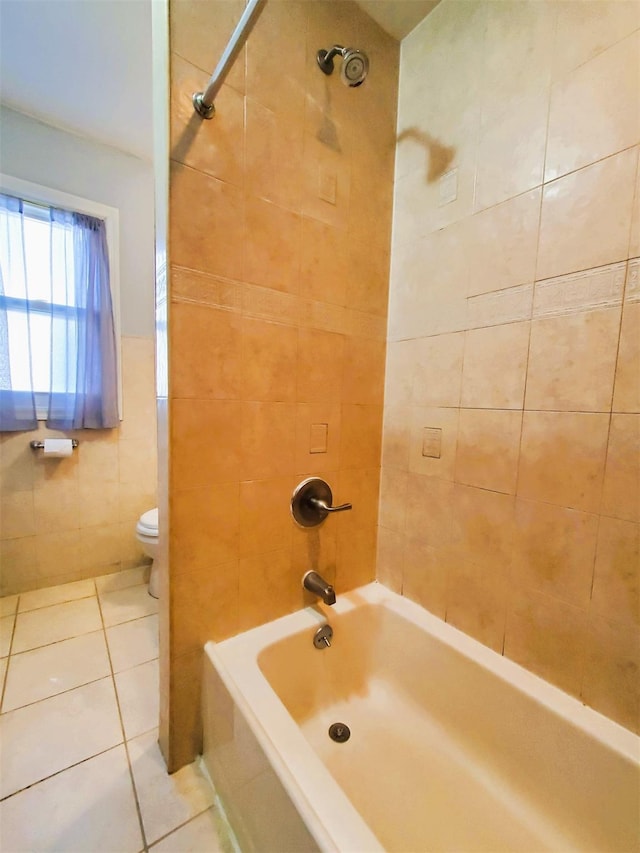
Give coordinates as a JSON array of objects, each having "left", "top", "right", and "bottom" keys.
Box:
[{"left": 308, "top": 497, "right": 352, "bottom": 514}]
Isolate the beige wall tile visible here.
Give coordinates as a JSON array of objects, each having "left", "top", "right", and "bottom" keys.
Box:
[
  {"left": 243, "top": 198, "right": 301, "bottom": 295},
  {"left": 171, "top": 484, "right": 239, "bottom": 572},
  {"left": 0, "top": 433, "right": 35, "bottom": 495},
  {"left": 613, "top": 301, "right": 640, "bottom": 413},
  {"left": 452, "top": 484, "right": 515, "bottom": 571},
  {"left": 553, "top": 0, "right": 640, "bottom": 80},
  {"left": 378, "top": 468, "right": 407, "bottom": 534},
  {"left": 341, "top": 337, "right": 385, "bottom": 405},
  {"left": 78, "top": 433, "right": 119, "bottom": 484},
  {"left": 582, "top": 614, "right": 640, "bottom": 733},
  {"left": 475, "top": 89, "right": 548, "bottom": 211},
  {"left": 33, "top": 479, "right": 80, "bottom": 535},
  {"left": 0, "top": 538, "right": 39, "bottom": 596},
  {"left": 525, "top": 307, "right": 621, "bottom": 412},
  {"left": 408, "top": 406, "right": 459, "bottom": 481},
  {"left": 166, "top": 0, "right": 396, "bottom": 770},
  {"left": 630, "top": 162, "right": 640, "bottom": 259},
  {"left": 504, "top": 587, "right": 588, "bottom": 697},
  {"left": 172, "top": 560, "right": 239, "bottom": 652},
  {"left": 118, "top": 439, "right": 157, "bottom": 491},
  {"left": 169, "top": 164, "right": 244, "bottom": 280},
  {"left": 405, "top": 475, "right": 456, "bottom": 550},
  {"left": 546, "top": 32, "right": 640, "bottom": 181},
  {"left": 171, "top": 400, "right": 242, "bottom": 488},
  {"left": 481, "top": 0, "right": 555, "bottom": 121},
  {"left": 240, "top": 318, "right": 298, "bottom": 403},
  {"left": 238, "top": 548, "right": 297, "bottom": 632},
  {"left": 384, "top": 340, "right": 417, "bottom": 408},
  {"left": 296, "top": 328, "right": 345, "bottom": 404},
  {"left": 511, "top": 499, "right": 599, "bottom": 609},
  {"left": 381, "top": 406, "right": 411, "bottom": 472},
  {"left": 239, "top": 477, "right": 295, "bottom": 559},
  {"left": 299, "top": 218, "right": 348, "bottom": 307},
  {"left": 294, "top": 403, "right": 341, "bottom": 476},
  {"left": 239, "top": 403, "right": 296, "bottom": 482},
  {"left": 461, "top": 322, "right": 529, "bottom": 409},
  {"left": 336, "top": 468, "right": 379, "bottom": 533},
  {"left": 376, "top": 527, "right": 403, "bottom": 595},
  {"left": 339, "top": 404, "right": 382, "bottom": 470},
  {"left": 403, "top": 539, "right": 449, "bottom": 621},
  {"left": 78, "top": 523, "right": 122, "bottom": 573},
  {"left": 170, "top": 56, "right": 244, "bottom": 188},
  {"left": 170, "top": 302, "right": 242, "bottom": 401},
  {"left": 467, "top": 190, "right": 541, "bottom": 298},
  {"left": 446, "top": 556, "right": 508, "bottom": 654},
  {"left": 412, "top": 332, "right": 465, "bottom": 407},
  {"left": 455, "top": 409, "right": 522, "bottom": 495},
  {"left": 244, "top": 98, "right": 304, "bottom": 213},
  {"left": 244, "top": 0, "right": 307, "bottom": 115},
  {"left": 591, "top": 516, "right": 639, "bottom": 627},
  {"left": 118, "top": 482, "right": 156, "bottom": 525},
  {"left": 291, "top": 522, "right": 336, "bottom": 583},
  {"left": 1, "top": 493, "right": 35, "bottom": 540},
  {"left": 35, "top": 529, "right": 81, "bottom": 578},
  {"left": 344, "top": 238, "right": 390, "bottom": 318},
  {"left": 518, "top": 412, "right": 609, "bottom": 513},
  {"left": 170, "top": 0, "right": 246, "bottom": 92},
  {"left": 77, "top": 482, "right": 120, "bottom": 529},
  {"left": 537, "top": 148, "right": 638, "bottom": 280},
  {"left": 601, "top": 414, "right": 639, "bottom": 522},
  {"left": 336, "top": 524, "right": 377, "bottom": 591}
]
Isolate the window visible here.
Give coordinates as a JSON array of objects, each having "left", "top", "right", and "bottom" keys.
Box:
[{"left": 0, "top": 175, "right": 121, "bottom": 431}]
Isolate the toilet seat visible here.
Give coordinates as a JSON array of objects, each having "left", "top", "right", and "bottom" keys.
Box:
[{"left": 136, "top": 507, "right": 158, "bottom": 537}]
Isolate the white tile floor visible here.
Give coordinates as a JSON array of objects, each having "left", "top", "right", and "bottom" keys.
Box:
[{"left": 0, "top": 567, "right": 233, "bottom": 853}]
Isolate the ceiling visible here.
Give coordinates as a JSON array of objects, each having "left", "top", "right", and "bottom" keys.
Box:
[
  {"left": 0, "top": 0, "right": 437, "bottom": 163},
  {"left": 0, "top": 0, "right": 154, "bottom": 161}
]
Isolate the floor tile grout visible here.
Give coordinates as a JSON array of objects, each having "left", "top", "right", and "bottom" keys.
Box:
[
  {"left": 0, "top": 570, "right": 222, "bottom": 852},
  {"left": 96, "top": 577, "right": 151, "bottom": 853}
]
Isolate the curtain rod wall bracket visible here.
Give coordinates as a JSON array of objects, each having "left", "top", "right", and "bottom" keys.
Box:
[
  {"left": 192, "top": 0, "right": 266, "bottom": 120},
  {"left": 192, "top": 93, "right": 215, "bottom": 120}
]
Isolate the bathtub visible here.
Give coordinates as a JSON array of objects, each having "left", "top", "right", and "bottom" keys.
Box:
[{"left": 202, "top": 583, "right": 639, "bottom": 852}]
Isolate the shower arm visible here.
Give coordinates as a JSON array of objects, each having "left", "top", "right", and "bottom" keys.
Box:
[
  {"left": 193, "top": 0, "right": 267, "bottom": 120},
  {"left": 317, "top": 44, "right": 346, "bottom": 75}
]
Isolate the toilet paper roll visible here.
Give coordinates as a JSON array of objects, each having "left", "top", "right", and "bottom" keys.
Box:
[{"left": 43, "top": 439, "right": 74, "bottom": 458}]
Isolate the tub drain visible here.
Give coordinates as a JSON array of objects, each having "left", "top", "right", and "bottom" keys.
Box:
[{"left": 328, "top": 722, "right": 351, "bottom": 743}]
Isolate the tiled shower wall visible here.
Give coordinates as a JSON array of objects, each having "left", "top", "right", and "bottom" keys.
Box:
[
  {"left": 0, "top": 336, "right": 157, "bottom": 595},
  {"left": 165, "top": 0, "right": 398, "bottom": 768},
  {"left": 380, "top": 0, "right": 639, "bottom": 732}
]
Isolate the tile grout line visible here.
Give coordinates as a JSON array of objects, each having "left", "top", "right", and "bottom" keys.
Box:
[
  {"left": 0, "top": 594, "right": 20, "bottom": 713},
  {"left": 94, "top": 578, "right": 150, "bottom": 853}
]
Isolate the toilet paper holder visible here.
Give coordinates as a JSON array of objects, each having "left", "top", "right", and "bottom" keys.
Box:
[{"left": 30, "top": 440, "right": 79, "bottom": 450}]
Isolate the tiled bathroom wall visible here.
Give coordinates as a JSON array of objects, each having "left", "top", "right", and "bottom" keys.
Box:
[
  {"left": 165, "top": 0, "right": 398, "bottom": 768},
  {"left": 0, "top": 336, "right": 158, "bottom": 595},
  {"left": 380, "top": 0, "right": 639, "bottom": 733}
]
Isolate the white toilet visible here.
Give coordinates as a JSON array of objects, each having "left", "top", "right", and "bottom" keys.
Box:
[{"left": 136, "top": 507, "right": 160, "bottom": 599}]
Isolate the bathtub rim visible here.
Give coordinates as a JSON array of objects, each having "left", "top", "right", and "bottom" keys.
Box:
[{"left": 204, "top": 581, "right": 639, "bottom": 853}]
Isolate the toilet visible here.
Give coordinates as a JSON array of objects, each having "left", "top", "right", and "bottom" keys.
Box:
[{"left": 136, "top": 507, "right": 160, "bottom": 599}]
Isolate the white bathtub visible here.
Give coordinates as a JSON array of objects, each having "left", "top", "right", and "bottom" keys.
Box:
[{"left": 202, "top": 583, "right": 639, "bottom": 852}]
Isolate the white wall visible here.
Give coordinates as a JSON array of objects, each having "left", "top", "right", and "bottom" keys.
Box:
[{"left": 0, "top": 105, "right": 155, "bottom": 338}]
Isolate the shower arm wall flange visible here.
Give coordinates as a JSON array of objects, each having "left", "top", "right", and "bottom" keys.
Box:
[{"left": 193, "top": 0, "right": 267, "bottom": 119}]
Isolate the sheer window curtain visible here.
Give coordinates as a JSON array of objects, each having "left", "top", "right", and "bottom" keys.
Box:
[{"left": 0, "top": 192, "right": 119, "bottom": 431}]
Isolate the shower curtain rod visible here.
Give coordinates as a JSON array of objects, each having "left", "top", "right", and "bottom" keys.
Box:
[{"left": 193, "top": 0, "right": 267, "bottom": 119}]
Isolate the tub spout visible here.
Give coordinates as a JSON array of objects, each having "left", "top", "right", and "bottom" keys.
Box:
[{"left": 303, "top": 570, "right": 336, "bottom": 605}]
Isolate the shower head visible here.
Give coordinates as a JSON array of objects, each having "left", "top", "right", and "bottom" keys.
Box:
[{"left": 317, "top": 45, "right": 369, "bottom": 87}]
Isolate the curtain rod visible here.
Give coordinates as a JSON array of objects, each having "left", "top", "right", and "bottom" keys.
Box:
[{"left": 193, "top": 0, "right": 267, "bottom": 119}]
